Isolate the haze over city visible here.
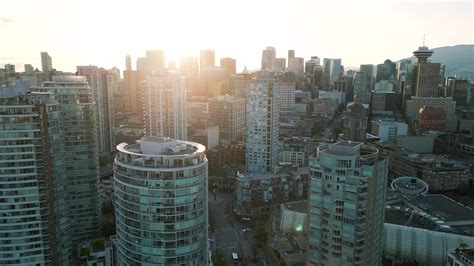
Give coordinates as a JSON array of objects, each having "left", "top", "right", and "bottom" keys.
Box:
[
  {"left": 1, "top": 0, "right": 472, "bottom": 71},
  {"left": 1, "top": 1, "right": 474, "bottom": 266}
]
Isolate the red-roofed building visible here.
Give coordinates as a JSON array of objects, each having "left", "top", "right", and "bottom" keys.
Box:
[{"left": 418, "top": 106, "right": 446, "bottom": 134}]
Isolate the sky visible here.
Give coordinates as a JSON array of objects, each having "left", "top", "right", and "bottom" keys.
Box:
[{"left": 0, "top": 0, "right": 472, "bottom": 72}]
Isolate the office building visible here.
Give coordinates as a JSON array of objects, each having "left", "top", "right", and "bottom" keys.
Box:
[
  {"left": 273, "top": 58, "right": 286, "bottom": 72},
  {"left": 446, "top": 77, "right": 470, "bottom": 107},
  {"left": 308, "top": 141, "right": 388, "bottom": 265},
  {"left": 41, "top": 51, "right": 53, "bottom": 72},
  {"left": 145, "top": 71, "right": 187, "bottom": 140},
  {"left": 261, "top": 47, "right": 276, "bottom": 71},
  {"left": 200, "top": 49, "right": 215, "bottom": 72},
  {"left": 114, "top": 137, "right": 209, "bottom": 265},
  {"left": 322, "top": 58, "right": 342, "bottom": 89},
  {"left": 353, "top": 72, "right": 371, "bottom": 104},
  {"left": 371, "top": 120, "right": 408, "bottom": 142},
  {"left": 137, "top": 50, "right": 165, "bottom": 74},
  {"left": 288, "top": 50, "right": 295, "bottom": 59},
  {"left": 288, "top": 57, "right": 304, "bottom": 75},
  {"left": 208, "top": 94, "right": 245, "bottom": 141},
  {"left": 405, "top": 96, "right": 455, "bottom": 120},
  {"left": 343, "top": 98, "right": 369, "bottom": 142},
  {"left": 360, "top": 64, "right": 374, "bottom": 89},
  {"left": 24, "top": 64, "right": 34, "bottom": 74},
  {"left": 375, "top": 59, "right": 397, "bottom": 82},
  {"left": 305, "top": 56, "right": 321, "bottom": 75},
  {"left": 233, "top": 69, "right": 251, "bottom": 98},
  {"left": 412, "top": 46, "right": 441, "bottom": 97},
  {"left": 0, "top": 87, "right": 69, "bottom": 265},
  {"left": 122, "top": 55, "right": 145, "bottom": 115},
  {"left": 31, "top": 76, "right": 101, "bottom": 248},
  {"left": 246, "top": 72, "right": 279, "bottom": 173},
  {"left": 77, "top": 66, "right": 115, "bottom": 154},
  {"left": 278, "top": 75, "right": 297, "bottom": 118},
  {"left": 180, "top": 56, "right": 200, "bottom": 98},
  {"left": 220, "top": 57, "right": 236, "bottom": 75}
]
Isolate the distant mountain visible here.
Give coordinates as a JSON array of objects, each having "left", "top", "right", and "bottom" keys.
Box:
[{"left": 404, "top": 44, "right": 474, "bottom": 81}]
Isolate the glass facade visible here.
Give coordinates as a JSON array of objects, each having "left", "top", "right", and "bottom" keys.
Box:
[
  {"left": 308, "top": 141, "right": 387, "bottom": 266},
  {"left": 114, "top": 137, "right": 208, "bottom": 265},
  {"left": 31, "top": 76, "right": 101, "bottom": 249},
  {"left": 0, "top": 92, "right": 69, "bottom": 265}
]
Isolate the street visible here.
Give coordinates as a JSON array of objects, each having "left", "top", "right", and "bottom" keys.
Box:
[{"left": 209, "top": 191, "right": 280, "bottom": 266}]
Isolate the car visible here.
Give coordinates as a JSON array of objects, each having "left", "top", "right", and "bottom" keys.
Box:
[
  {"left": 232, "top": 252, "right": 239, "bottom": 264},
  {"left": 242, "top": 228, "right": 251, "bottom": 232},
  {"left": 208, "top": 238, "right": 214, "bottom": 242}
]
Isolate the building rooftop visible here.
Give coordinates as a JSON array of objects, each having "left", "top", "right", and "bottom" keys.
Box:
[
  {"left": 386, "top": 190, "right": 474, "bottom": 236},
  {"left": 117, "top": 137, "right": 205, "bottom": 157},
  {"left": 282, "top": 200, "right": 308, "bottom": 214}
]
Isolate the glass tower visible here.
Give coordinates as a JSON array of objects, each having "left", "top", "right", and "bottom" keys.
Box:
[
  {"left": 308, "top": 141, "right": 387, "bottom": 265},
  {"left": 0, "top": 89, "right": 69, "bottom": 265},
  {"left": 114, "top": 137, "right": 208, "bottom": 265},
  {"left": 31, "top": 76, "right": 101, "bottom": 248}
]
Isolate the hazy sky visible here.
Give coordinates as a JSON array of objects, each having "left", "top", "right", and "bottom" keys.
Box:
[{"left": 1, "top": 0, "right": 472, "bottom": 72}]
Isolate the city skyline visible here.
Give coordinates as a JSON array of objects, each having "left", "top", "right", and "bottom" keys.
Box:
[{"left": 1, "top": 0, "right": 472, "bottom": 72}]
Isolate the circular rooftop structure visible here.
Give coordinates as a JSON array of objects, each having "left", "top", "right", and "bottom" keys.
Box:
[{"left": 391, "top": 176, "right": 429, "bottom": 196}]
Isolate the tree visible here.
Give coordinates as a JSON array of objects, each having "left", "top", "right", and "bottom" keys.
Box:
[
  {"left": 459, "top": 242, "right": 469, "bottom": 252},
  {"left": 212, "top": 249, "right": 226, "bottom": 266}
]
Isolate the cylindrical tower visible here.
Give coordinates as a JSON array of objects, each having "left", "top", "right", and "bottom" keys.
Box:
[{"left": 114, "top": 136, "right": 208, "bottom": 265}]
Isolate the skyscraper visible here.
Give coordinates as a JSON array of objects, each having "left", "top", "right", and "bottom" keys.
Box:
[
  {"left": 261, "top": 47, "right": 276, "bottom": 71},
  {"left": 412, "top": 46, "right": 441, "bottom": 98},
  {"left": 208, "top": 94, "right": 246, "bottom": 141},
  {"left": 220, "top": 57, "right": 237, "bottom": 75},
  {"left": 305, "top": 56, "right": 321, "bottom": 75},
  {"left": 77, "top": 66, "right": 115, "bottom": 155},
  {"left": 137, "top": 50, "right": 165, "bottom": 74},
  {"left": 277, "top": 73, "right": 297, "bottom": 117},
  {"left": 200, "top": 49, "right": 215, "bottom": 73},
  {"left": 308, "top": 141, "right": 387, "bottom": 265},
  {"left": 122, "top": 55, "right": 145, "bottom": 115},
  {"left": 114, "top": 137, "right": 209, "bottom": 265},
  {"left": 359, "top": 64, "right": 374, "bottom": 88},
  {"left": 233, "top": 68, "right": 251, "bottom": 98},
  {"left": 288, "top": 57, "right": 305, "bottom": 75},
  {"left": 144, "top": 71, "right": 187, "bottom": 140},
  {"left": 343, "top": 97, "right": 368, "bottom": 142},
  {"left": 180, "top": 56, "right": 200, "bottom": 98},
  {"left": 288, "top": 49, "right": 295, "bottom": 59},
  {"left": 0, "top": 87, "right": 69, "bottom": 265},
  {"left": 41, "top": 51, "right": 52, "bottom": 72},
  {"left": 323, "top": 58, "right": 342, "bottom": 89},
  {"left": 353, "top": 71, "right": 371, "bottom": 104},
  {"left": 273, "top": 58, "right": 286, "bottom": 72},
  {"left": 375, "top": 59, "right": 397, "bottom": 82},
  {"left": 31, "top": 76, "right": 101, "bottom": 246},
  {"left": 246, "top": 72, "right": 279, "bottom": 173}
]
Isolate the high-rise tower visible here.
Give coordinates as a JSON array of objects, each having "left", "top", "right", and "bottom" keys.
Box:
[
  {"left": 114, "top": 137, "right": 209, "bottom": 265},
  {"left": 144, "top": 71, "right": 187, "bottom": 140},
  {"left": 308, "top": 141, "right": 387, "bottom": 265},
  {"left": 0, "top": 87, "right": 70, "bottom": 265},
  {"left": 412, "top": 46, "right": 440, "bottom": 97},
  {"left": 31, "top": 76, "right": 101, "bottom": 245},
  {"left": 246, "top": 72, "right": 279, "bottom": 173},
  {"left": 77, "top": 66, "right": 115, "bottom": 154}
]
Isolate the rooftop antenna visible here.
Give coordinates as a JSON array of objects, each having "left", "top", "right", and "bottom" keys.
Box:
[{"left": 422, "top": 33, "right": 426, "bottom": 47}]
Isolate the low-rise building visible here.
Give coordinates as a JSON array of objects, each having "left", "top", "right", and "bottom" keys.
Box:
[
  {"left": 235, "top": 164, "right": 310, "bottom": 219},
  {"left": 447, "top": 248, "right": 474, "bottom": 266},
  {"left": 371, "top": 120, "right": 408, "bottom": 142},
  {"left": 385, "top": 145, "right": 469, "bottom": 192},
  {"left": 279, "top": 137, "right": 320, "bottom": 167},
  {"left": 418, "top": 106, "right": 446, "bottom": 134},
  {"left": 207, "top": 140, "right": 246, "bottom": 174}
]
